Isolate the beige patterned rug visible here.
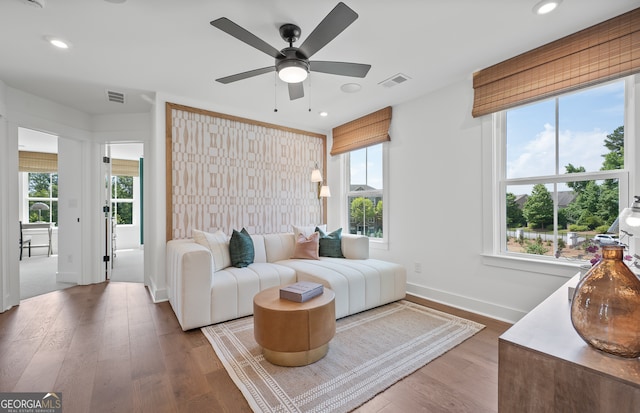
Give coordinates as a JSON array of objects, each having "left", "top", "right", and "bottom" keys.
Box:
[{"left": 201, "top": 300, "right": 484, "bottom": 413}]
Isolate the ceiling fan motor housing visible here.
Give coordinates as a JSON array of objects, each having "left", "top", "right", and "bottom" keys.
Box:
[{"left": 276, "top": 47, "right": 310, "bottom": 75}]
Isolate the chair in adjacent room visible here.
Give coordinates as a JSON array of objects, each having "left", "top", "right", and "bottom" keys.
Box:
[{"left": 19, "top": 221, "right": 32, "bottom": 260}]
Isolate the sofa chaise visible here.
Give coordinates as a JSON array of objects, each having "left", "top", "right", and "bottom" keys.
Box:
[{"left": 166, "top": 231, "right": 407, "bottom": 330}]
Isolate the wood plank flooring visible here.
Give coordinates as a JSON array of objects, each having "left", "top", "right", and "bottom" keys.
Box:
[{"left": 0, "top": 282, "right": 511, "bottom": 412}]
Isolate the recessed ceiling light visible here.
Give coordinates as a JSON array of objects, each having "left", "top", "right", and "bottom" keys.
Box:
[
  {"left": 319, "top": 111, "right": 328, "bottom": 117},
  {"left": 104, "top": 0, "right": 127, "bottom": 3},
  {"left": 45, "top": 36, "right": 70, "bottom": 49},
  {"left": 340, "top": 83, "right": 362, "bottom": 93},
  {"left": 50, "top": 39, "right": 69, "bottom": 49},
  {"left": 532, "top": 0, "right": 562, "bottom": 15}
]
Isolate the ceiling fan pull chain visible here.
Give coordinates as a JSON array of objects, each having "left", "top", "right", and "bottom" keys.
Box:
[
  {"left": 308, "top": 74, "right": 312, "bottom": 112},
  {"left": 273, "top": 72, "right": 278, "bottom": 112}
]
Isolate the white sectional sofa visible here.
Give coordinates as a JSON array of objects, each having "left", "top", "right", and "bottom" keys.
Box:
[{"left": 166, "top": 233, "right": 406, "bottom": 330}]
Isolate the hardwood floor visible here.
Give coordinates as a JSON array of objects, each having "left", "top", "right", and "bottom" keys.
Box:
[{"left": 0, "top": 283, "right": 511, "bottom": 412}]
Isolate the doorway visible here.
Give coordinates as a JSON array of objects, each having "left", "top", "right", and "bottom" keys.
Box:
[
  {"left": 107, "top": 143, "right": 144, "bottom": 283},
  {"left": 18, "top": 127, "right": 74, "bottom": 299}
]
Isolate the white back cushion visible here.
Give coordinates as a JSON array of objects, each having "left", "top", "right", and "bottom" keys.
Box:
[
  {"left": 192, "top": 229, "right": 231, "bottom": 271},
  {"left": 264, "top": 233, "right": 296, "bottom": 262},
  {"left": 250, "top": 234, "right": 267, "bottom": 263}
]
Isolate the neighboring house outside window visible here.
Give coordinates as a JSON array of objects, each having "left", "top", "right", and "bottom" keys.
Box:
[
  {"left": 346, "top": 143, "right": 384, "bottom": 239},
  {"left": 492, "top": 78, "right": 630, "bottom": 264},
  {"left": 111, "top": 175, "right": 134, "bottom": 225},
  {"left": 27, "top": 172, "right": 58, "bottom": 225}
]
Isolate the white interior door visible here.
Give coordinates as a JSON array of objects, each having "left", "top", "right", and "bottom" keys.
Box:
[
  {"left": 108, "top": 143, "right": 145, "bottom": 283},
  {"left": 101, "top": 145, "right": 113, "bottom": 280}
]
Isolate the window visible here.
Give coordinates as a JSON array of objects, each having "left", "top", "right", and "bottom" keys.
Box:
[
  {"left": 346, "top": 143, "right": 384, "bottom": 239},
  {"left": 495, "top": 79, "right": 629, "bottom": 263},
  {"left": 111, "top": 175, "right": 134, "bottom": 225},
  {"left": 27, "top": 172, "right": 58, "bottom": 225}
]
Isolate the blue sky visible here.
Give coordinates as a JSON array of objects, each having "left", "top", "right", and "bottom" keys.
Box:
[
  {"left": 506, "top": 80, "right": 625, "bottom": 180},
  {"left": 350, "top": 144, "right": 383, "bottom": 189}
]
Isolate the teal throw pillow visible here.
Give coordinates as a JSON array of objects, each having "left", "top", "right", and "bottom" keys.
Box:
[
  {"left": 315, "top": 227, "right": 344, "bottom": 258},
  {"left": 229, "top": 228, "right": 254, "bottom": 268}
]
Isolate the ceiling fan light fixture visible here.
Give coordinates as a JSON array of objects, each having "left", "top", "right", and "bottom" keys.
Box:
[{"left": 277, "top": 60, "right": 308, "bottom": 83}]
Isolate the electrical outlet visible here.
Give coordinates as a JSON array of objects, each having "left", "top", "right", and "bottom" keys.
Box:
[{"left": 414, "top": 262, "right": 422, "bottom": 273}]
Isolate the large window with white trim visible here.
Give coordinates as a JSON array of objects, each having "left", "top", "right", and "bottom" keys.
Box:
[
  {"left": 346, "top": 143, "right": 384, "bottom": 239},
  {"left": 111, "top": 175, "right": 134, "bottom": 225},
  {"left": 496, "top": 79, "right": 630, "bottom": 262},
  {"left": 27, "top": 172, "right": 58, "bottom": 225}
]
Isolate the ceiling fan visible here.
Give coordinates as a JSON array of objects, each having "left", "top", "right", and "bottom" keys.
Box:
[{"left": 210, "top": 2, "right": 371, "bottom": 101}]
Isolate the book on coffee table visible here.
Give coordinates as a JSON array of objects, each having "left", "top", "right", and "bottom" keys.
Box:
[{"left": 280, "top": 281, "right": 324, "bottom": 303}]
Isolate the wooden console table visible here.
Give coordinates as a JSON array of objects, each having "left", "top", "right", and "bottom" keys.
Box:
[{"left": 499, "top": 274, "right": 640, "bottom": 412}]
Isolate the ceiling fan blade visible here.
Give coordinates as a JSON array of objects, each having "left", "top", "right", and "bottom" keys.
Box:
[
  {"left": 211, "top": 17, "right": 284, "bottom": 59},
  {"left": 298, "top": 2, "right": 358, "bottom": 58},
  {"left": 288, "top": 82, "right": 304, "bottom": 100},
  {"left": 310, "top": 61, "right": 371, "bottom": 78},
  {"left": 216, "top": 66, "right": 275, "bottom": 84}
]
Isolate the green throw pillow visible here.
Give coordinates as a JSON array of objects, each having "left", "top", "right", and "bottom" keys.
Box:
[
  {"left": 229, "top": 228, "right": 254, "bottom": 268},
  {"left": 315, "top": 227, "right": 344, "bottom": 258}
]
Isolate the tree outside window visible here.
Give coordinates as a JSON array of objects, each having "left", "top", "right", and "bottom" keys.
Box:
[{"left": 111, "top": 175, "right": 134, "bottom": 225}]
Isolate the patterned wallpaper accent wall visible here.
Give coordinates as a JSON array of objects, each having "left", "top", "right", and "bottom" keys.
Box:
[{"left": 166, "top": 103, "right": 326, "bottom": 240}]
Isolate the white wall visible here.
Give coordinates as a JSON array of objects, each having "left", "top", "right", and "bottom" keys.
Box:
[
  {"left": 0, "top": 80, "right": 19, "bottom": 312},
  {"left": 57, "top": 137, "right": 83, "bottom": 282},
  {"left": 116, "top": 226, "right": 141, "bottom": 250},
  {"left": 337, "top": 80, "right": 580, "bottom": 323}
]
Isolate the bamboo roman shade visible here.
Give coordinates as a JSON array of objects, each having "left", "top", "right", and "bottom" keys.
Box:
[
  {"left": 112, "top": 159, "right": 140, "bottom": 177},
  {"left": 19, "top": 151, "right": 139, "bottom": 176},
  {"left": 472, "top": 7, "right": 640, "bottom": 118},
  {"left": 19, "top": 151, "right": 57, "bottom": 173},
  {"left": 331, "top": 106, "right": 392, "bottom": 156}
]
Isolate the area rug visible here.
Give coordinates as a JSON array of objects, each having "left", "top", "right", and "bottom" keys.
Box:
[{"left": 201, "top": 300, "right": 484, "bottom": 413}]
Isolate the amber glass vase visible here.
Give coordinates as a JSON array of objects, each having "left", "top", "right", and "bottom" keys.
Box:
[{"left": 571, "top": 245, "right": 640, "bottom": 358}]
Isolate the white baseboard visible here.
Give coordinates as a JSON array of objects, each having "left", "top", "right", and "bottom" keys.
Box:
[
  {"left": 406, "top": 282, "right": 527, "bottom": 324},
  {"left": 56, "top": 271, "right": 77, "bottom": 284},
  {"left": 147, "top": 278, "right": 168, "bottom": 303}
]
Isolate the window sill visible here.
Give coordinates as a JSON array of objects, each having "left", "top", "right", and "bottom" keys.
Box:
[
  {"left": 481, "top": 253, "right": 589, "bottom": 278},
  {"left": 369, "top": 239, "right": 388, "bottom": 251}
]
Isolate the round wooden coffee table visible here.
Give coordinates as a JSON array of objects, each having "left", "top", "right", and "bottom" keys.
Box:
[{"left": 253, "top": 285, "right": 335, "bottom": 367}]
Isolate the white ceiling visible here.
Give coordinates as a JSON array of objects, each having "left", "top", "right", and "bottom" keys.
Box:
[{"left": 1, "top": 0, "right": 637, "bottom": 134}]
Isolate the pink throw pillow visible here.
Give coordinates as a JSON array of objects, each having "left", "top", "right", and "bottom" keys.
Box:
[{"left": 291, "top": 232, "right": 320, "bottom": 260}]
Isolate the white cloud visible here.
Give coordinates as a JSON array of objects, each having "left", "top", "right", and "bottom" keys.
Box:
[{"left": 507, "top": 124, "right": 608, "bottom": 179}]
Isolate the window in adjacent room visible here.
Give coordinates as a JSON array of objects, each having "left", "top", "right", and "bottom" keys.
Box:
[
  {"left": 111, "top": 175, "right": 134, "bottom": 225},
  {"left": 346, "top": 143, "right": 384, "bottom": 239},
  {"left": 27, "top": 172, "right": 58, "bottom": 225},
  {"left": 497, "top": 78, "right": 628, "bottom": 262}
]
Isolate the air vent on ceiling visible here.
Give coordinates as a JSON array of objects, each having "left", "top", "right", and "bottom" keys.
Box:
[
  {"left": 379, "top": 73, "right": 411, "bottom": 88},
  {"left": 106, "top": 90, "right": 125, "bottom": 104}
]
